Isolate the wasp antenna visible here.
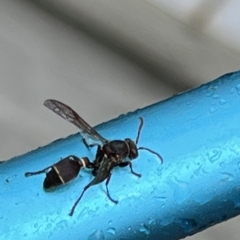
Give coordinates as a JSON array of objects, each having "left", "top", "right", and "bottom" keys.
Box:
[
  {"left": 138, "top": 147, "right": 163, "bottom": 164},
  {"left": 136, "top": 117, "right": 144, "bottom": 145}
]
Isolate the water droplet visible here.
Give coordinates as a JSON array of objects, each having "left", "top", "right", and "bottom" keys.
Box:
[
  {"left": 127, "top": 192, "right": 141, "bottom": 198},
  {"left": 235, "top": 84, "right": 240, "bottom": 95},
  {"left": 203, "top": 86, "right": 214, "bottom": 97},
  {"left": 138, "top": 223, "right": 150, "bottom": 235},
  {"left": 193, "top": 165, "right": 202, "bottom": 176},
  {"left": 173, "top": 176, "right": 188, "bottom": 188},
  {"left": 127, "top": 226, "right": 132, "bottom": 231},
  {"left": 108, "top": 221, "right": 113, "bottom": 225},
  {"left": 153, "top": 196, "right": 167, "bottom": 201},
  {"left": 88, "top": 230, "right": 105, "bottom": 240},
  {"left": 106, "top": 227, "right": 116, "bottom": 235},
  {"left": 207, "top": 149, "right": 222, "bottom": 163},
  {"left": 34, "top": 223, "right": 38, "bottom": 228},
  {"left": 209, "top": 106, "right": 217, "bottom": 113},
  {"left": 220, "top": 172, "right": 233, "bottom": 181},
  {"left": 180, "top": 218, "right": 197, "bottom": 233},
  {"left": 56, "top": 220, "right": 68, "bottom": 230},
  {"left": 156, "top": 167, "right": 162, "bottom": 176},
  {"left": 56, "top": 208, "right": 62, "bottom": 214},
  {"left": 219, "top": 99, "right": 226, "bottom": 105},
  {"left": 45, "top": 223, "right": 52, "bottom": 231},
  {"left": 148, "top": 217, "right": 156, "bottom": 225},
  {"left": 233, "top": 200, "right": 240, "bottom": 209}
]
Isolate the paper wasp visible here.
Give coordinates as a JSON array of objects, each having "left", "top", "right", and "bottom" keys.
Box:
[{"left": 25, "top": 99, "right": 163, "bottom": 216}]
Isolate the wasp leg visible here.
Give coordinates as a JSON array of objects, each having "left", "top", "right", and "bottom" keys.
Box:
[
  {"left": 92, "top": 167, "right": 98, "bottom": 176},
  {"left": 105, "top": 173, "right": 118, "bottom": 204},
  {"left": 82, "top": 138, "right": 90, "bottom": 149},
  {"left": 24, "top": 166, "right": 51, "bottom": 177},
  {"left": 69, "top": 172, "right": 118, "bottom": 216},
  {"left": 82, "top": 138, "right": 101, "bottom": 149},
  {"left": 118, "top": 162, "right": 141, "bottom": 178},
  {"left": 69, "top": 185, "right": 88, "bottom": 216}
]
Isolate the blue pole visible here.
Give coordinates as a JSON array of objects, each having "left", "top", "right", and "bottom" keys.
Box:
[{"left": 1, "top": 71, "right": 240, "bottom": 240}]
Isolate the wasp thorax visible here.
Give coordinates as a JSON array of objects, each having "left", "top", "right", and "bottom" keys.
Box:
[
  {"left": 125, "top": 138, "right": 138, "bottom": 160},
  {"left": 103, "top": 140, "right": 129, "bottom": 158}
]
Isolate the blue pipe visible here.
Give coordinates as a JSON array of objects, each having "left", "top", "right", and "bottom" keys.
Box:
[{"left": 1, "top": 71, "right": 240, "bottom": 240}]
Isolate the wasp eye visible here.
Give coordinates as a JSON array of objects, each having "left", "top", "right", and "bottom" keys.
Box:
[
  {"left": 125, "top": 139, "right": 138, "bottom": 160},
  {"left": 129, "top": 148, "right": 138, "bottom": 159}
]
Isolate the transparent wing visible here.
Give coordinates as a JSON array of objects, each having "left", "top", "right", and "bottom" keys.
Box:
[{"left": 44, "top": 99, "right": 107, "bottom": 145}]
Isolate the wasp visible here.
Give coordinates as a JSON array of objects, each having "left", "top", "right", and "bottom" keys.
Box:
[{"left": 26, "top": 99, "right": 163, "bottom": 216}]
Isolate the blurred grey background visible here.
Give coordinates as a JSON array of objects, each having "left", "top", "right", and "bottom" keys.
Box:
[{"left": 1, "top": 0, "right": 240, "bottom": 239}]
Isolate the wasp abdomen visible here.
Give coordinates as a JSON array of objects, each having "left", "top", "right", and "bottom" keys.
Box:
[{"left": 44, "top": 156, "right": 91, "bottom": 190}]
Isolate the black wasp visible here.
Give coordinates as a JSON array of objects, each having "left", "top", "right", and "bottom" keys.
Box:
[{"left": 25, "top": 99, "right": 163, "bottom": 216}]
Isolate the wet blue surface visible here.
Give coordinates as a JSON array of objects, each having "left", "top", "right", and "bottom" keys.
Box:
[{"left": 1, "top": 71, "right": 240, "bottom": 239}]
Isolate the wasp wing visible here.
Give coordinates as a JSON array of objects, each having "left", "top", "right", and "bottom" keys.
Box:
[
  {"left": 89, "top": 156, "right": 116, "bottom": 185},
  {"left": 44, "top": 99, "right": 107, "bottom": 145}
]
